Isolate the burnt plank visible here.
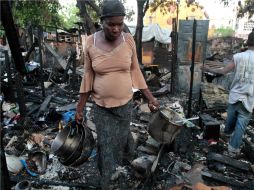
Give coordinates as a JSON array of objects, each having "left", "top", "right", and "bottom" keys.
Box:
[
  {"left": 27, "top": 104, "right": 41, "bottom": 116},
  {"left": 10, "top": 175, "right": 99, "bottom": 189},
  {"left": 201, "top": 170, "right": 245, "bottom": 187},
  {"left": 207, "top": 152, "right": 251, "bottom": 172},
  {"left": 24, "top": 89, "right": 68, "bottom": 105},
  {"left": 36, "top": 95, "right": 52, "bottom": 118}
]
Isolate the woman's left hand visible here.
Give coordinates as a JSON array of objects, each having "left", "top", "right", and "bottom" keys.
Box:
[{"left": 148, "top": 98, "right": 159, "bottom": 112}]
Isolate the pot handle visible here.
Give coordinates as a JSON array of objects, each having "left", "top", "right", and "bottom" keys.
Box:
[{"left": 69, "top": 120, "right": 78, "bottom": 137}]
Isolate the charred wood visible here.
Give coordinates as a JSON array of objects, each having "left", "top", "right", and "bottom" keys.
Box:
[
  {"left": 207, "top": 152, "right": 252, "bottom": 172},
  {"left": 201, "top": 169, "right": 246, "bottom": 188},
  {"left": 35, "top": 95, "right": 52, "bottom": 118},
  {"left": 10, "top": 175, "right": 99, "bottom": 189}
]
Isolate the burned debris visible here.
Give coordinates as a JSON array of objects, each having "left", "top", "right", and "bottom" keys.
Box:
[{"left": 1, "top": 6, "right": 254, "bottom": 190}]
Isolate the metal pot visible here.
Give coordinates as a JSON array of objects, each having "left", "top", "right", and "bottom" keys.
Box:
[
  {"left": 51, "top": 125, "right": 70, "bottom": 154},
  {"left": 70, "top": 124, "right": 95, "bottom": 167},
  {"left": 51, "top": 121, "right": 83, "bottom": 159},
  {"left": 148, "top": 108, "right": 182, "bottom": 144},
  {"left": 59, "top": 125, "right": 84, "bottom": 166}
]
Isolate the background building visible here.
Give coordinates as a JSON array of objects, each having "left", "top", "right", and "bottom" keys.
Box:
[{"left": 143, "top": 1, "right": 208, "bottom": 30}]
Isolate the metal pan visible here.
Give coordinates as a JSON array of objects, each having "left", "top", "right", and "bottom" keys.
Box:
[
  {"left": 70, "top": 125, "right": 95, "bottom": 167},
  {"left": 51, "top": 121, "right": 82, "bottom": 158},
  {"left": 58, "top": 125, "right": 84, "bottom": 166}
]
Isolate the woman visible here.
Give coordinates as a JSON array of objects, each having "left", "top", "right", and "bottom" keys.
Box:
[{"left": 75, "top": 0, "right": 159, "bottom": 188}]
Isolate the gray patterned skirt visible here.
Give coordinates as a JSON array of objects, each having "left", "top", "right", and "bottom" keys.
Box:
[{"left": 93, "top": 100, "right": 134, "bottom": 188}]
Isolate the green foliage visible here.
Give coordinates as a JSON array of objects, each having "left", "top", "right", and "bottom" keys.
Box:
[
  {"left": 11, "top": 0, "right": 135, "bottom": 31},
  {"left": 214, "top": 26, "right": 235, "bottom": 37},
  {"left": 149, "top": 0, "right": 175, "bottom": 15},
  {"left": 122, "top": 0, "right": 135, "bottom": 22},
  {"left": 58, "top": 2, "right": 80, "bottom": 29},
  {"left": 150, "top": 0, "right": 254, "bottom": 19},
  {"left": 12, "top": 0, "right": 62, "bottom": 28},
  {"left": 125, "top": 10, "right": 135, "bottom": 23},
  {"left": 237, "top": 0, "right": 254, "bottom": 18},
  {"left": 220, "top": 0, "right": 254, "bottom": 18},
  {"left": 86, "top": 1, "right": 101, "bottom": 22},
  {"left": 148, "top": 0, "right": 201, "bottom": 15},
  {"left": 0, "top": 30, "right": 5, "bottom": 38}
]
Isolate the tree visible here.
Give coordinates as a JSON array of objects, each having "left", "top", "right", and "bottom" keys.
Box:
[
  {"left": 12, "top": 0, "right": 62, "bottom": 28},
  {"left": 211, "top": 0, "right": 254, "bottom": 18},
  {"left": 135, "top": 0, "right": 150, "bottom": 64},
  {"left": 134, "top": 0, "right": 188, "bottom": 65},
  {"left": 76, "top": 0, "right": 100, "bottom": 34},
  {"left": 76, "top": 0, "right": 134, "bottom": 34},
  {"left": 236, "top": 0, "right": 254, "bottom": 18},
  {"left": 215, "top": 26, "right": 235, "bottom": 37},
  {"left": 149, "top": 0, "right": 177, "bottom": 15},
  {"left": 134, "top": 0, "right": 186, "bottom": 64},
  {"left": 58, "top": 2, "right": 80, "bottom": 29},
  {"left": 150, "top": 0, "right": 254, "bottom": 19}
]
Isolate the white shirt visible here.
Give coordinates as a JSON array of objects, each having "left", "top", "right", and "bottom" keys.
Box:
[{"left": 229, "top": 50, "right": 254, "bottom": 112}]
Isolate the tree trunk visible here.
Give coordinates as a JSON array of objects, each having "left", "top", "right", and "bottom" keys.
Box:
[
  {"left": 0, "top": 0, "right": 27, "bottom": 74},
  {"left": 134, "top": 0, "right": 149, "bottom": 65},
  {"left": 76, "top": 0, "right": 96, "bottom": 34}
]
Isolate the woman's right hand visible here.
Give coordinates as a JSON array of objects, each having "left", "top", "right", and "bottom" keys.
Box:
[
  {"left": 75, "top": 111, "right": 83, "bottom": 123},
  {"left": 75, "top": 92, "right": 90, "bottom": 123}
]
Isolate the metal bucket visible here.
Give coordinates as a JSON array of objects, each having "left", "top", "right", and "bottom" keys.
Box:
[{"left": 148, "top": 108, "right": 183, "bottom": 144}]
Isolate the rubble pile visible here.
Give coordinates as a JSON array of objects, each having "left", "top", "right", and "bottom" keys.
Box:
[
  {"left": 1, "top": 33, "right": 254, "bottom": 190},
  {"left": 1, "top": 72, "right": 254, "bottom": 189},
  {"left": 207, "top": 37, "right": 244, "bottom": 60}
]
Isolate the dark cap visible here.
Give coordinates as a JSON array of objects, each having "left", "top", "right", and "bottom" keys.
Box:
[
  {"left": 100, "top": 0, "right": 125, "bottom": 19},
  {"left": 247, "top": 29, "right": 254, "bottom": 46}
]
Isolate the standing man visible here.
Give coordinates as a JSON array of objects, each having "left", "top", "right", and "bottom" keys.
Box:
[
  {"left": 201, "top": 30, "right": 254, "bottom": 156},
  {"left": 75, "top": 0, "right": 159, "bottom": 189}
]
